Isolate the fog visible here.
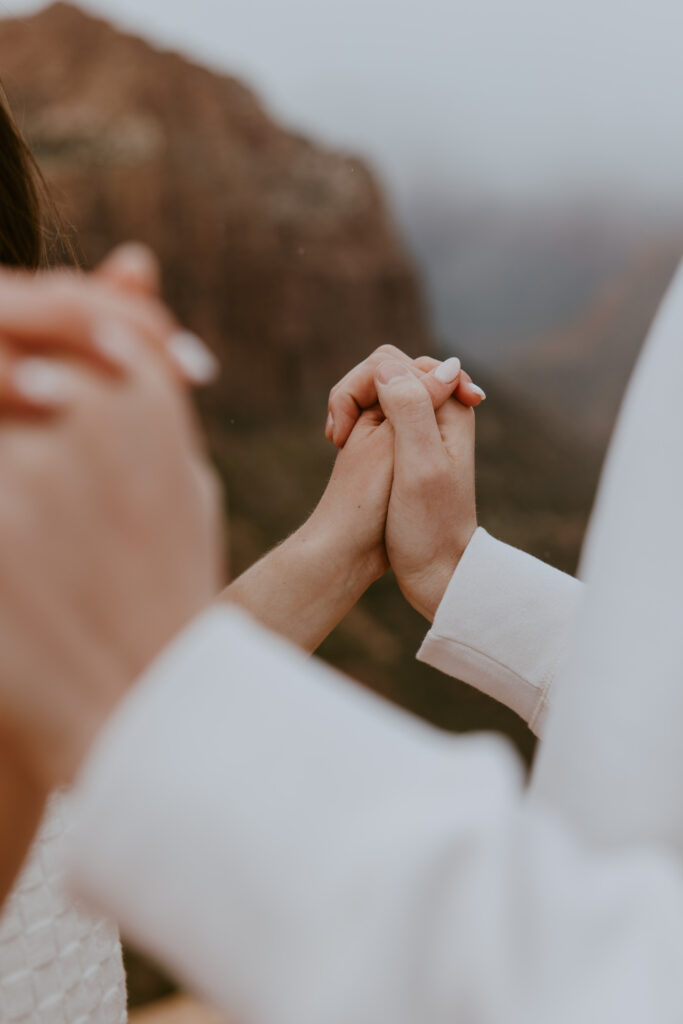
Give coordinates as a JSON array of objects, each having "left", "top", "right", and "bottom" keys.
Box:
[{"left": 1, "top": 0, "right": 683, "bottom": 210}]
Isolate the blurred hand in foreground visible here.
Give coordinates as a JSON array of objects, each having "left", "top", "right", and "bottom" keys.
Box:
[
  {"left": 0, "top": 269, "right": 224, "bottom": 797},
  {"left": 0, "top": 244, "right": 218, "bottom": 415}
]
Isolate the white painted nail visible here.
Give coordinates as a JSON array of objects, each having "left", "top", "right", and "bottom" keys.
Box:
[
  {"left": 168, "top": 331, "right": 220, "bottom": 385},
  {"left": 325, "top": 411, "right": 334, "bottom": 435},
  {"left": 469, "top": 384, "right": 487, "bottom": 400},
  {"left": 92, "top": 321, "right": 139, "bottom": 367},
  {"left": 12, "top": 358, "right": 76, "bottom": 405},
  {"left": 111, "top": 242, "right": 157, "bottom": 277},
  {"left": 434, "top": 356, "right": 461, "bottom": 384}
]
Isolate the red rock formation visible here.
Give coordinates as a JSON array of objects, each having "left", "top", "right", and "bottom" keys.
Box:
[
  {"left": 0, "top": 1, "right": 432, "bottom": 417},
  {"left": 0, "top": 1, "right": 600, "bottom": 783}
]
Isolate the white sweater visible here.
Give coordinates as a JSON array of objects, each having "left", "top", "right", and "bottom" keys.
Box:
[{"left": 62, "top": 262, "right": 683, "bottom": 1023}]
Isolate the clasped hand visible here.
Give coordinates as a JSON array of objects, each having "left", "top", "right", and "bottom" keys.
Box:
[
  {"left": 310, "top": 345, "right": 480, "bottom": 622},
  {"left": 0, "top": 247, "right": 223, "bottom": 796}
]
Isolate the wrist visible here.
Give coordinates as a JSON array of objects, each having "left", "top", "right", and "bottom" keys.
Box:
[
  {"left": 0, "top": 728, "right": 50, "bottom": 807},
  {"left": 297, "top": 512, "right": 387, "bottom": 599},
  {"left": 0, "top": 736, "right": 49, "bottom": 902},
  {"left": 224, "top": 514, "right": 387, "bottom": 654},
  {"left": 401, "top": 562, "right": 456, "bottom": 622},
  {"left": 399, "top": 525, "right": 477, "bottom": 622}
]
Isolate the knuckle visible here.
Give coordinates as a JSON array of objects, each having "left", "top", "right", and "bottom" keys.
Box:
[
  {"left": 391, "top": 381, "right": 432, "bottom": 417},
  {"left": 412, "top": 462, "right": 443, "bottom": 492},
  {"left": 358, "top": 407, "right": 383, "bottom": 428},
  {"left": 375, "top": 343, "right": 402, "bottom": 360}
]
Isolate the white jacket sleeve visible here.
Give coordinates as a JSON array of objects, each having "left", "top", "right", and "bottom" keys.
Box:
[
  {"left": 65, "top": 606, "right": 683, "bottom": 1024},
  {"left": 418, "top": 528, "right": 582, "bottom": 735},
  {"left": 531, "top": 260, "right": 683, "bottom": 855}
]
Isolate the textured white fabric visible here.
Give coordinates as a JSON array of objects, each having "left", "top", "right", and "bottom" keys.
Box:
[
  {"left": 417, "top": 528, "right": 582, "bottom": 735},
  {"left": 0, "top": 794, "right": 126, "bottom": 1024}
]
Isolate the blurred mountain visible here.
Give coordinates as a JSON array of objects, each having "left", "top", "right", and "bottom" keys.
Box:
[
  {"left": 500, "top": 243, "right": 681, "bottom": 446},
  {"left": 405, "top": 192, "right": 683, "bottom": 448},
  {"left": 0, "top": 0, "right": 431, "bottom": 418},
  {"left": 0, "top": 2, "right": 607, "bottom": 762}
]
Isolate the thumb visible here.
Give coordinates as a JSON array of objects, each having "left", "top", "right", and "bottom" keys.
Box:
[{"left": 375, "top": 359, "right": 445, "bottom": 473}]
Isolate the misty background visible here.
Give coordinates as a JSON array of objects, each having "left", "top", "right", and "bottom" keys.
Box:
[{"left": 3, "top": 0, "right": 683, "bottom": 205}]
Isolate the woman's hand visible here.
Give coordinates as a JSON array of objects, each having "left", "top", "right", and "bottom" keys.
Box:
[
  {"left": 0, "top": 244, "right": 218, "bottom": 415},
  {"left": 225, "top": 361, "right": 464, "bottom": 652},
  {"left": 374, "top": 359, "right": 478, "bottom": 621},
  {"left": 0, "top": 255, "right": 223, "bottom": 904},
  {"left": 0, "top": 312, "right": 224, "bottom": 795},
  {"left": 326, "top": 344, "right": 485, "bottom": 449}
]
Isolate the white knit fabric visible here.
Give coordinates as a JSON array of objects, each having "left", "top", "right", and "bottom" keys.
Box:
[{"left": 0, "top": 794, "right": 126, "bottom": 1024}]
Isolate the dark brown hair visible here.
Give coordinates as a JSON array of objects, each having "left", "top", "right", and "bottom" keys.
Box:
[
  {"left": 0, "top": 84, "right": 76, "bottom": 269},
  {"left": 0, "top": 84, "right": 47, "bottom": 267}
]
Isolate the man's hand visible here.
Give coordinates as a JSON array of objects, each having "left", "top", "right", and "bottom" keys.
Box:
[
  {"left": 374, "top": 359, "right": 478, "bottom": 621},
  {"left": 0, "top": 333, "right": 223, "bottom": 794}
]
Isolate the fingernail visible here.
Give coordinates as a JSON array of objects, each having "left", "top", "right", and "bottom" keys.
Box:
[
  {"left": 376, "top": 360, "right": 413, "bottom": 386},
  {"left": 12, "top": 358, "right": 76, "bottom": 405},
  {"left": 168, "top": 331, "right": 220, "bottom": 385},
  {"left": 469, "top": 384, "right": 487, "bottom": 401},
  {"left": 325, "top": 411, "right": 334, "bottom": 436},
  {"left": 92, "top": 321, "right": 139, "bottom": 368},
  {"left": 434, "top": 356, "right": 461, "bottom": 384}
]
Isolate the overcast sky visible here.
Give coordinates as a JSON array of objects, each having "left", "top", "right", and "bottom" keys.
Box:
[{"left": 2, "top": 0, "right": 683, "bottom": 210}]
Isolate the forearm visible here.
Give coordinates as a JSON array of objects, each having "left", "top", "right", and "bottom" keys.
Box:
[
  {"left": 0, "top": 739, "right": 47, "bottom": 906},
  {"left": 223, "top": 519, "right": 382, "bottom": 653}
]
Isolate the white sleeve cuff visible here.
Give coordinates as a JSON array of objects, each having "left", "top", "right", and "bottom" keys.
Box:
[{"left": 417, "top": 529, "right": 583, "bottom": 735}]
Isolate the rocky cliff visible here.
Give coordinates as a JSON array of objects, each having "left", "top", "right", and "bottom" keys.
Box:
[{"left": 0, "top": 1, "right": 431, "bottom": 417}]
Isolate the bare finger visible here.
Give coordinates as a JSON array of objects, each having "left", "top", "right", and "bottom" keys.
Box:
[
  {"left": 326, "top": 345, "right": 416, "bottom": 446},
  {"left": 95, "top": 242, "right": 162, "bottom": 299}
]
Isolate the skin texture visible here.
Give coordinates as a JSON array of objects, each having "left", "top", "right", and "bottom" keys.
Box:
[
  {"left": 224, "top": 351, "right": 478, "bottom": 648},
  {"left": 326, "top": 343, "right": 485, "bottom": 448},
  {"left": 0, "top": 731, "right": 46, "bottom": 913},
  {"left": 0, "top": 268, "right": 223, "bottom": 906},
  {"left": 224, "top": 406, "right": 394, "bottom": 652},
  {"left": 0, "top": 249, "right": 214, "bottom": 414},
  {"left": 375, "top": 359, "right": 477, "bottom": 620},
  {"left": 0, "top": 346, "right": 222, "bottom": 790},
  {"left": 0, "top": 254, "right": 478, "bottom": 904}
]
